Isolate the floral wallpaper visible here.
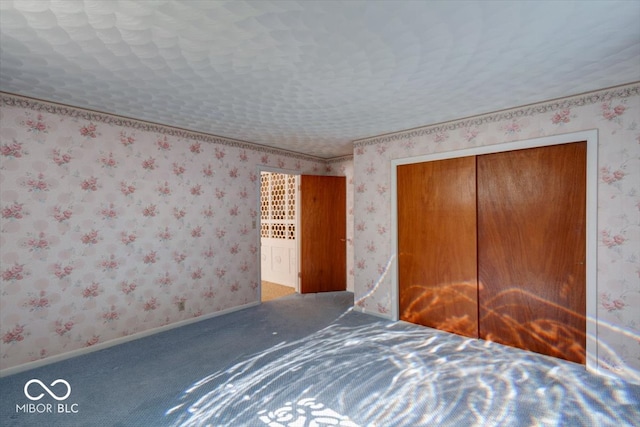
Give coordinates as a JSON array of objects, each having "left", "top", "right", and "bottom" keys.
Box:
[
  {"left": 0, "top": 94, "right": 350, "bottom": 372},
  {"left": 1, "top": 83, "right": 637, "bottom": 383},
  {"left": 352, "top": 84, "right": 640, "bottom": 381}
]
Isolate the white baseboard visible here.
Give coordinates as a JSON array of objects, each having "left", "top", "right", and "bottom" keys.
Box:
[{"left": 0, "top": 301, "right": 260, "bottom": 378}]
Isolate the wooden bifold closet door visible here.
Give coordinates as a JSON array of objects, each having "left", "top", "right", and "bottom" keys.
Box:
[{"left": 398, "top": 142, "right": 586, "bottom": 364}]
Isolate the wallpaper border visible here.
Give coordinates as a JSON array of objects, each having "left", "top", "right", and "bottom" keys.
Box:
[
  {"left": 353, "top": 83, "right": 640, "bottom": 147},
  {"left": 0, "top": 92, "right": 327, "bottom": 163},
  {"left": 326, "top": 154, "right": 354, "bottom": 163}
]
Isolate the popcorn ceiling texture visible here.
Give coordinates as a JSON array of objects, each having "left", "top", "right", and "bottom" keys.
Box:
[
  {"left": 0, "top": 94, "right": 354, "bottom": 371},
  {"left": 351, "top": 84, "right": 640, "bottom": 380},
  {"left": 1, "top": 0, "right": 639, "bottom": 158}
]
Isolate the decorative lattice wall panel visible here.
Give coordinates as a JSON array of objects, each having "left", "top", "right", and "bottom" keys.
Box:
[
  {"left": 260, "top": 172, "right": 298, "bottom": 288},
  {"left": 261, "top": 172, "right": 297, "bottom": 240}
]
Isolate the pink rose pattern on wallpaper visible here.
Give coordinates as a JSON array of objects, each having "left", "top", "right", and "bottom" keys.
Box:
[
  {"left": 352, "top": 87, "right": 640, "bottom": 378},
  {"left": 0, "top": 87, "right": 636, "bottom": 379},
  {"left": 0, "top": 103, "right": 342, "bottom": 370}
]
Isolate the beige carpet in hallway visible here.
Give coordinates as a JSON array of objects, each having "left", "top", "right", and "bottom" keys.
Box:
[{"left": 262, "top": 281, "right": 296, "bottom": 301}]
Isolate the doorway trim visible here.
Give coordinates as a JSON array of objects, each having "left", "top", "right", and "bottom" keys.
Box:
[
  {"left": 390, "top": 129, "right": 598, "bottom": 373},
  {"left": 257, "top": 166, "right": 301, "bottom": 302}
]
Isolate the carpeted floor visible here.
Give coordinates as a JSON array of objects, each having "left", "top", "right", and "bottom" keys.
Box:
[
  {"left": 261, "top": 280, "right": 296, "bottom": 302},
  {"left": 1, "top": 292, "right": 639, "bottom": 426}
]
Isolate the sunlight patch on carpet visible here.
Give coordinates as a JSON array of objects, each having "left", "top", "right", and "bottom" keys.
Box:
[
  {"left": 167, "top": 319, "right": 640, "bottom": 426},
  {"left": 258, "top": 398, "right": 359, "bottom": 427}
]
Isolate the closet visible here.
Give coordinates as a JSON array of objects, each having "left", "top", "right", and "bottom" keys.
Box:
[{"left": 397, "top": 142, "right": 586, "bottom": 364}]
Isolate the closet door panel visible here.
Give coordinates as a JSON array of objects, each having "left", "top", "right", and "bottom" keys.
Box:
[
  {"left": 477, "top": 142, "right": 587, "bottom": 364},
  {"left": 398, "top": 157, "right": 478, "bottom": 338}
]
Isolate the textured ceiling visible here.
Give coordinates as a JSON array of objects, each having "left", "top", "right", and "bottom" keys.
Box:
[{"left": 1, "top": 0, "right": 639, "bottom": 158}]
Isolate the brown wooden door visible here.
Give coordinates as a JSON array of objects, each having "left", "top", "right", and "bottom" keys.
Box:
[
  {"left": 477, "top": 142, "right": 587, "bottom": 364},
  {"left": 300, "top": 175, "right": 346, "bottom": 293},
  {"left": 397, "top": 157, "right": 479, "bottom": 338}
]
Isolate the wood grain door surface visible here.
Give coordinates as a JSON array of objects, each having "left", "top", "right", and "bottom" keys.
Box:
[
  {"left": 397, "top": 157, "right": 479, "bottom": 338},
  {"left": 300, "top": 175, "right": 347, "bottom": 293},
  {"left": 397, "top": 142, "right": 586, "bottom": 363},
  {"left": 477, "top": 142, "right": 587, "bottom": 364}
]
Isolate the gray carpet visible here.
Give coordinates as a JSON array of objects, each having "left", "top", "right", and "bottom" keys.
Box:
[{"left": 1, "top": 292, "right": 638, "bottom": 426}]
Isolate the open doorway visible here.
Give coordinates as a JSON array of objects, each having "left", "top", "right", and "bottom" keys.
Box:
[
  {"left": 260, "top": 171, "right": 299, "bottom": 302},
  {"left": 259, "top": 170, "right": 347, "bottom": 302}
]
